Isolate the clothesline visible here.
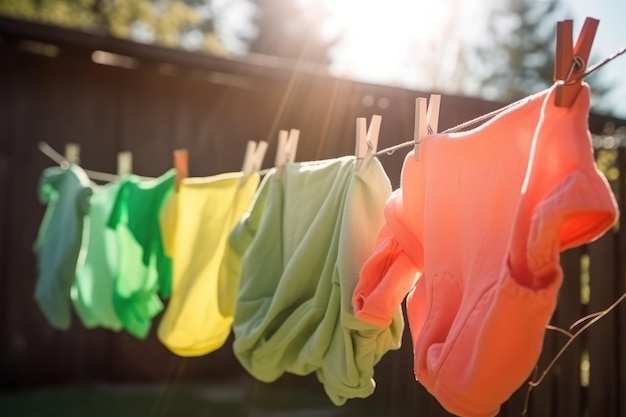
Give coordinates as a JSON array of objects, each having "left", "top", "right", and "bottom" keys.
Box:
[
  {"left": 585, "top": 44, "right": 626, "bottom": 78},
  {"left": 374, "top": 100, "right": 523, "bottom": 157},
  {"left": 37, "top": 141, "right": 155, "bottom": 182},
  {"left": 375, "top": 44, "right": 626, "bottom": 157},
  {"left": 32, "top": 47, "right": 625, "bottom": 414},
  {"left": 38, "top": 45, "right": 626, "bottom": 182}
]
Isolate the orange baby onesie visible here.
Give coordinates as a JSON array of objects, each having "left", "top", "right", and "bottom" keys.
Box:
[{"left": 353, "top": 83, "right": 619, "bottom": 417}]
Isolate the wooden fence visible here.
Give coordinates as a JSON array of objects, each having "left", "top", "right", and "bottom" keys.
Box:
[{"left": 0, "top": 16, "right": 624, "bottom": 417}]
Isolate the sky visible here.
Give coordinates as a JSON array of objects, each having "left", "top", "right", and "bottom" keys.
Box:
[
  {"left": 321, "top": 0, "right": 488, "bottom": 90},
  {"left": 322, "top": 0, "right": 626, "bottom": 117},
  {"left": 325, "top": 0, "right": 626, "bottom": 118},
  {"left": 212, "top": 0, "right": 626, "bottom": 117}
]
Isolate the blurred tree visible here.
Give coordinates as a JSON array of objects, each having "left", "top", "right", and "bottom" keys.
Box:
[
  {"left": 0, "top": 0, "right": 226, "bottom": 54},
  {"left": 466, "top": 0, "right": 610, "bottom": 107},
  {"left": 472, "top": 0, "right": 562, "bottom": 100},
  {"left": 247, "top": 0, "right": 337, "bottom": 64}
]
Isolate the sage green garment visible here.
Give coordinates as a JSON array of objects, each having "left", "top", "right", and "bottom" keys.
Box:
[
  {"left": 107, "top": 169, "right": 175, "bottom": 339},
  {"left": 72, "top": 180, "right": 123, "bottom": 331},
  {"left": 34, "top": 165, "right": 92, "bottom": 330},
  {"left": 231, "top": 156, "right": 404, "bottom": 406}
]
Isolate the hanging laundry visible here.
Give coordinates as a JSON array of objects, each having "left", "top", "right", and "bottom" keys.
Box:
[
  {"left": 157, "top": 172, "right": 260, "bottom": 356},
  {"left": 352, "top": 83, "right": 619, "bottom": 417},
  {"left": 71, "top": 180, "right": 123, "bottom": 331},
  {"left": 107, "top": 169, "right": 175, "bottom": 339},
  {"left": 232, "top": 155, "right": 403, "bottom": 406},
  {"left": 33, "top": 164, "right": 92, "bottom": 330},
  {"left": 159, "top": 189, "right": 177, "bottom": 260}
]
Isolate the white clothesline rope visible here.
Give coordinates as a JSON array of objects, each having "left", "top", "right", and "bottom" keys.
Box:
[{"left": 37, "top": 141, "right": 154, "bottom": 182}]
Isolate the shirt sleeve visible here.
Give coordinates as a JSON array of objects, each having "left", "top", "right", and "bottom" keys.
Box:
[
  {"left": 525, "top": 169, "right": 618, "bottom": 276},
  {"left": 352, "top": 152, "right": 426, "bottom": 329},
  {"left": 352, "top": 223, "right": 421, "bottom": 328}
]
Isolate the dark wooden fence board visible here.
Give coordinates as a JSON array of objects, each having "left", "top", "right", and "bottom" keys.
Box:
[
  {"left": 554, "top": 247, "right": 586, "bottom": 417},
  {"left": 0, "top": 37, "right": 16, "bottom": 389},
  {"left": 616, "top": 147, "right": 626, "bottom": 417},
  {"left": 588, "top": 232, "right": 619, "bottom": 416}
]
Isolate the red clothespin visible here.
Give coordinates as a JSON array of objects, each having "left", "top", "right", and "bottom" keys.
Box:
[
  {"left": 554, "top": 17, "right": 599, "bottom": 107},
  {"left": 173, "top": 149, "right": 188, "bottom": 191}
]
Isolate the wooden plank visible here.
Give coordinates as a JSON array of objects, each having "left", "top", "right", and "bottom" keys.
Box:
[
  {"left": 4, "top": 38, "right": 67, "bottom": 386},
  {"left": 0, "top": 36, "right": 16, "bottom": 388},
  {"left": 548, "top": 247, "right": 585, "bottom": 417},
  {"left": 615, "top": 147, "right": 626, "bottom": 417},
  {"left": 34, "top": 46, "right": 91, "bottom": 384},
  {"left": 78, "top": 53, "right": 124, "bottom": 174},
  {"left": 587, "top": 230, "right": 619, "bottom": 416}
]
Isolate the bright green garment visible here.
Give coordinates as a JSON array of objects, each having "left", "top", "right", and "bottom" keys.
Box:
[
  {"left": 157, "top": 172, "right": 259, "bottom": 356},
  {"left": 231, "top": 156, "right": 404, "bottom": 406},
  {"left": 34, "top": 165, "right": 92, "bottom": 330},
  {"left": 107, "top": 169, "right": 175, "bottom": 339},
  {"left": 72, "top": 180, "right": 123, "bottom": 331}
]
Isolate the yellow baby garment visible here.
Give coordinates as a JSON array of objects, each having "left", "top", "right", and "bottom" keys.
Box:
[{"left": 157, "top": 172, "right": 259, "bottom": 356}]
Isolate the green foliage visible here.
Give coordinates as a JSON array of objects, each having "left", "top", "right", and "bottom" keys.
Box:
[
  {"left": 0, "top": 0, "right": 98, "bottom": 28},
  {"left": 0, "top": 0, "right": 337, "bottom": 62},
  {"left": 0, "top": 0, "right": 225, "bottom": 54}
]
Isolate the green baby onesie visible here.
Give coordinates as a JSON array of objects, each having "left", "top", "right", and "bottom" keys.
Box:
[
  {"left": 231, "top": 156, "right": 404, "bottom": 405},
  {"left": 34, "top": 165, "right": 92, "bottom": 330},
  {"left": 107, "top": 169, "right": 175, "bottom": 339},
  {"left": 72, "top": 180, "right": 123, "bottom": 331}
]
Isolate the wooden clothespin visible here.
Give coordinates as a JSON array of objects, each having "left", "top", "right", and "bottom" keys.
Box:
[
  {"left": 274, "top": 129, "right": 300, "bottom": 179},
  {"left": 355, "top": 114, "right": 381, "bottom": 170},
  {"left": 117, "top": 151, "right": 132, "bottom": 177},
  {"left": 242, "top": 140, "right": 268, "bottom": 181},
  {"left": 173, "top": 149, "right": 188, "bottom": 191},
  {"left": 64, "top": 143, "right": 80, "bottom": 167},
  {"left": 414, "top": 94, "right": 441, "bottom": 160},
  {"left": 554, "top": 17, "right": 599, "bottom": 107}
]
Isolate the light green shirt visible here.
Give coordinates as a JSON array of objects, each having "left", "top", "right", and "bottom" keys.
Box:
[
  {"left": 72, "top": 180, "right": 123, "bottom": 331},
  {"left": 231, "top": 156, "right": 404, "bottom": 405}
]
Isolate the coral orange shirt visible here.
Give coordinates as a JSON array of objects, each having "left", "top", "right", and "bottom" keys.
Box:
[{"left": 353, "top": 83, "right": 618, "bottom": 417}]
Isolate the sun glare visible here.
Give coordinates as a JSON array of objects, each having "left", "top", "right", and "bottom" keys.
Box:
[
  {"left": 318, "top": 0, "right": 457, "bottom": 85},
  {"left": 310, "top": 0, "right": 482, "bottom": 86}
]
